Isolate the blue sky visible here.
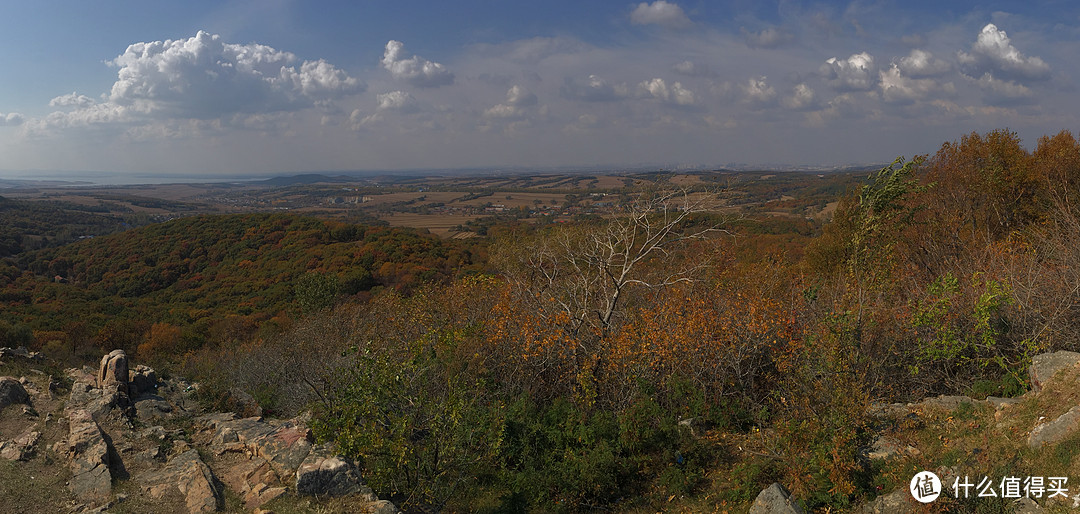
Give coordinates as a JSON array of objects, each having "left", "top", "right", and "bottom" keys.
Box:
[{"left": 1, "top": 1, "right": 1078, "bottom": 178}]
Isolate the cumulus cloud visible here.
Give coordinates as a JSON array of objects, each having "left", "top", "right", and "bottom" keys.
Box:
[
  {"left": 821, "top": 52, "right": 877, "bottom": 91},
  {"left": 958, "top": 24, "right": 1050, "bottom": 81},
  {"left": 630, "top": 1, "right": 691, "bottom": 28},
  {"left": 879, "top": 65, "right": 953, "bottom": 104},
  {"left": 376, "top": 91, "right": 418, "bottom": 113},
  {"left": 742, "top": 27, "right": 794, "bottom": 49},
  {"left": 485, "top": 86, "right": 540, "bottom": 120},
  {"left": 0, "top": 112, "right": 25, "bottom": 126},
  {"left": 897, "top": 49, "right": 951, "bottom": 78},
  {"left": 105, "top": 31, "right": 364, "bottom": 119},
  {"left": 782, "top": 83, "right": 816, "bottom": 111},
  {"left": 49, "top": 92, "right": 97, "bottom": 108},
  {"left": 381, "top": 40, "right": 455, "bottom": 88},
  {"left": 742, "top": 76, "right": 777, "bottom": 109},
  {"left": 638, "top": 78, "right": 696, "bottom": 107},
  {"left": 672, "top": 60, "right": 714, "bottom": 77},
  {"left": 561, "top": 75, "right": 629, "bottom": 102},
  {"left": 280, "top": 59, "right": 365, "bottom": 99}
]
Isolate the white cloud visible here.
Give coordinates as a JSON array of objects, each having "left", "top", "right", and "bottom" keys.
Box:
[
  {"left": 376, "top": 91, "right": 418, "bottom": 113},
  {"left": 0, "top": 112, "right": 25, "bottom": 126},
  {"left": 672, "top": 60, "right": 714, "bottom": 77},
  {"left": 49, "top": 92, "right": 96, "bottom": 108},
  {"left": 630, "top": 1, "right": 691, "bottom": 28},
  {"left": 381, "top": 40, "right": 455, "bottom": 88},
  {"left": 505, "top": 85, "right": 538, "bottom": 106},
  {"left": 896, "top": 49, "right": 951, "bottom": 78},
  {"left": 485, "top": 86, "right": 539, "bottom": 120},
  {"left": 742, "top": 76, "right": 777, "bottom": 109},
  {"left": 879, "top": 65, "right": 952, "bottom": 104},
  {"left": 106, "top": 31, "right": 363, "bottom": 119},
  {"left": 742, "top": 27, "right": 794, "bottom": 49},
  {"left": 26, "top": 31, "right": 365, "bottom": 136},
  {"left": 821, "top": 52, "right": 877, "bottom": 91},
  {"left": 561, "top": 75, "right": 629, "bottom": 102},
  {"left": 782, "top": 83, "right": 816, "bottom": 110},
  {"left": 972, "top": 73, "right": 1035, "bottom": 105},
  {"left": 280, "top": 59, "right": 364, "bottom": 99},
  {"left": 638, "top": 78, "right": 696, "bottom": 107},
  {"left": 958, "top": 24, "right": 1050, "bottom": 81}
]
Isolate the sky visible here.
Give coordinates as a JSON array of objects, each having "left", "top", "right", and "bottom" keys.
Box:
[{"left": 1, "top": 1, "right": 1079, "bottom": 179}]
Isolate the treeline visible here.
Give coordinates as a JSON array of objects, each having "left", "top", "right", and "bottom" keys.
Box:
[{"left": 0, "top": 213, "right": 483, "bottom": 365}]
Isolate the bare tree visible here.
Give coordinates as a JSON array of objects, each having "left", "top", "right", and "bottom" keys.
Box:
[{"left": 496, "top": 188, "right": 729, "bottom": 338}]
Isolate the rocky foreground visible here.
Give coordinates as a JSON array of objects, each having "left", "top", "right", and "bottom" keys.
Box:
[
  {"left": 749, "top": 351, "right": 1080, "bottom": 513},
  {"left": 0, "top": 348, "right": 397, "bottom": 513}
]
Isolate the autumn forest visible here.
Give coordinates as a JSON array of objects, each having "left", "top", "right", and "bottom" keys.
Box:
[{"left": 3, "top": 129, "right": 1080, "bottom": 511}]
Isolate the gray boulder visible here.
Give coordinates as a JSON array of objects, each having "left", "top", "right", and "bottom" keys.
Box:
[
  {"left": 749, "top": 483, "right": 805, "bottom": 514},
  {"left": 1030, "top": 351, "right": 1080, "bottom": 392},
  {"left": 296, "top": 445, "right": 373, "bottom": 498},
  {"left": 0, "top": 376, "right": 29, "bottom": 410},
  {"left": 1029, "top": 405, "right": 1080, "bottom": 448}
]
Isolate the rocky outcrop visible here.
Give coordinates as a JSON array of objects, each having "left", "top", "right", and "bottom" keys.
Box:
[
  {"left": 0, "top": 430, "right": 40, "bottom": 461},
  {"left": 66, "top": 408, "right": 123, "bottom": 504},
  {"left": 0, "top": 375, "right": 30, "bottom": 410},
  {"left": 749, "top": 483, "right": 805, "bottom": 514},
  {"left": 1, "top": 350, "right": 396, "bottom": 513},
  {"left": 129, "top": 364, "right": 158, "bottom": 398},
  {"left": 98, "top": 349, "right": 130, "bottom": 396},
  {"left": 296, "top": 445, "right": 374, "bottom": 498},
  {"left": 68, "top": 370, "right": 127, "bottom": 421},
  {"left": 142, "top": 449, "right": 224, "bottom": 513},
  {"left": 0, "top": 346, "right": 42, "bottom": 361},
  {"left": 221, "top": 456, "right": 286, "bottom": 509}
]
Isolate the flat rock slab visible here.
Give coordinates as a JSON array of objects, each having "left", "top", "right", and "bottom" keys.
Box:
[
  {"left": 135, "top": 395, "right": 175, "bottom": 421},
  {"left": 749, "top": 483, "right": 805, "bottom": 514},
  {"left": 1030, "top": 351, "right": 1080, "bottom": 392},
  {"left": 1029, "top": 406, "right": 1080, "bottom": 448}
]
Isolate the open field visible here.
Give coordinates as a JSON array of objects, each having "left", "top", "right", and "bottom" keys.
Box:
[{"left": 1, "top": 168, "right": 869, "bottom": 236}]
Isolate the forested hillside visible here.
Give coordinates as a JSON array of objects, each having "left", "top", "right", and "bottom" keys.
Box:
[
  {"left": 0, "top": 213, "right": 481, "bottom": 363},
  {"left": 0, "top": 195, "right": 144, "bottom": 257},
  {"left": 4, "top": 129, "right": 1080, "bottom": 512}
]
